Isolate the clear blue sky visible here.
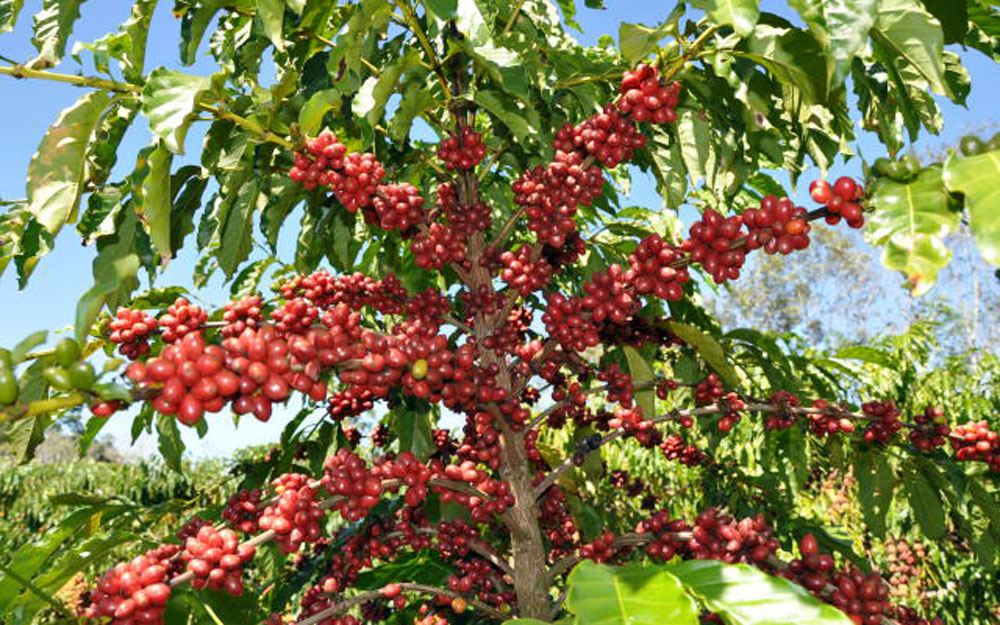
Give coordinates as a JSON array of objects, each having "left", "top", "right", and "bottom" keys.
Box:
[{"left": 0, "top": 1, "right": 997, "bottom": 459}]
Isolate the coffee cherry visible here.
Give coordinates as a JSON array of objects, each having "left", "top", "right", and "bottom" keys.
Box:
[
  {"left": 681, "top": 209, "right": 747, "bottom": 284},
  {"left": 108, "top": 308, "right": 158, "bottom": 359},
  {"left": 371, "top": 183, "right": 425, "bottom": 233},
  {"left": 159, "top": 298, "right": 207, "bottom": 343},
  {"left": 437, "top": 126, "right": 487, "bottom": 170},
  {"left": 618, "top": 64, "right": 680, "bottom": 124}
]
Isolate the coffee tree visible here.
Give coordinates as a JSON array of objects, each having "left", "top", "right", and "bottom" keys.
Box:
[{"left": 1, "top": 0, "right": 999, "bottom": 624}]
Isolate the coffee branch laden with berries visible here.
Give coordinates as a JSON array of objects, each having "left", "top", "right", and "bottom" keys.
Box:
[{"left": 0, "top": 54, "right": 988, "bottom": 625}]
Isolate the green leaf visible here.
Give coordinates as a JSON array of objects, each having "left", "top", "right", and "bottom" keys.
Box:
[
  {"left": 787, "top": 0, "right": 877, "bottom": 87},
  {"left": 179, "top": 0, "right": 226, "bottom": 65},
  {"left": 258, "top": 0, "right": 285, "bottom": 50},
  {"left": 903, "top": 458, "right": 945, "bottom": 539},
  {"left": 921, "top": 0, "right": 967, "bottom": 43},
  {"left": 854, "top": 448, "right": 894, "bottom": 538},
  {"left": 0, "top": 0, "right": 25, "bottom": 33},
  {"left": 352, "top": 58, "right": 407, "bottom": 126},
  {"left": 156, "top": 413, "right": 185, "bottom": 471},
  {"left": 423, "top": 0, "right": 457, "bottom": 19},
  {"left": 298, "top": 88, "right": 340, "bottom": 136},
  {"left": 11, "top": 331, "right": 47, "bottom": 366},
  {"left": 623, "top": 346, "right": 655, "bottom": 418},
  {"left": 866, "top": 167, "right": 959, "bottom": 294},
  {"left": 29, "top": 0, "right": 87, "bottom": 67},
  {"left": 475, "top": 89, "right": 541, "bottom": 145},
  {"left": 388, "top": 85, "right": 435, "bottom": 142},
  {"left": 139, "top": 144, "right": 173, "bottom": 262},
  {"left": 566, "top": 561, "right": 699, "bottom": 625},
  {"left": 455, "top": 0, "right": 528, "bottom": 99},
  {"left": 215, "top": 177, "right": 260, "bottom": 277},
  {"left": 554, "top": 0, "right": 581, "bottom": 31},
  {"left": 690, "top": 0, "right": 759, "bottom": 37},
  {"left": 25, "top": 91, "right": 111, "bottom": 236},
  {"left": 671, "top": 561, "right": 854, "bottom": 625},
  {"left": 870, "top": 0, "right": 950, "bottom": 97},
  {"left": 74, "top": 207, "right": 142, "bottom": 342},
  {"left": 743, "top": 22, "right": 829, "bottom": 105},
  {"left": 141, "top": 68, "right": 213, "bottom": 154},
  {"left": 393, "top": 404, "right": 435, "bottom": 462},
  {"left": 665, "top": 321, "right": 740, "bottom": 388},
  {"left": 676, "top": 108, "right": 714, "bottom": 187},
  {"left": 619, "top": 22, "right": 671, "bottom": 65},
  {"left": 942, "top": 149, "right": 1000, "bottom": 266}
]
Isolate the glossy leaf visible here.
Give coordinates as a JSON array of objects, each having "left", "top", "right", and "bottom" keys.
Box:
[
  {"left": 670, "top": 560, "right": 854, "bottom": 625},
  {"left": 787, "top": 0, "right": 877, "bottom": 87},
  {"left": 870, "top": 0, "right": 950, "bottom": 97},
  {"left": 298, "top": 88, "right": 340, "bottom": 136},
  {"left": 25, "top": 91, "right": 111, "bottom": 236},
  {"left": 866, "top": 167, "right": 959, "bottom": 294},
  {"left": 743, "top": 22, "right": 829, "bottom": 105},
  {"left": 141, "top": 68, "right": 213, "bottom": 154},
  {"left": 623, "top": 346, "right": 655, "bottom": 418},
  {"left": 74, "top": 207, "right": 142, "bottom": 341},
  {"left": 29, "top": 0, "right": 87, "bottom": 67},
  {"left": 258, "top": 0, "right": 285, "bottom": 50},
  {"left": 942, "top": 149, "right": 1000, "bottom": 266},
  {"left": 566, "top": 561, "right": 699, "bottom": 625},
  {"left": 139, "top": 143, "right": 173, "bottom": 262},
  {"left": 0, "top": 0, "right": 24, "bottom": 32},
  {"left": 690, "top": 0, "right": 759, "bottom": 37},
  {"left": 619, "top": 21, "right": 671, "bottom": 65},
  {"left": 665, "top": 321, "right": 740, "bottom": 388},
  {"left": 215, "top": 177, "right": 260, "bottom": 277}
]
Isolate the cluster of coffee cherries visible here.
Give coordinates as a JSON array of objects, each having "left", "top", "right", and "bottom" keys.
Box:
[
  {"left": 158, "top": 298, "right": 207, "bottom": 343},
  {"left": 512, "top": 152, "right": 604, "bottom": 248},
  {"left": 682, "top": 209, "right": 747, "bottom": 284},
  {"left": 107, "top": 308, "right": 158, "bottom": 359},
  {"left": 222, "top": 295, "right": 263, "bottom": 337},
  {"left": 782, "top": 534, "right": 894, "bottom": 625},
  {"left": 500, "top": 245, "right": 553, "bottom": 295},
  {"left": 861, "top": 401, "right": 904, "bottom": 444},
  {"left": 287, "top": 130, "right": 385, "bottom": 211},
  {"left": 124, "top": 332, "right": 233, "bottom": 425},
  {"left": 181, "top": 525, "right": 254, "bottom": 595},
  {"left": 804, "top": 398, "right": 856, "bottom": 436},
  {"left": 909, "top": 406, "right": 950, "bottom": 451},
  {"left": 741, "top": 195, "right": 811, "bottom": 256},
  {"left": 810, "top": 177, "right": 866, "bottom": 228},
  {"left": 553, "top": 104, "right": 647, "bottom": 168},
  {"left": 370, "top": 182, "right": 425, "bottom": 233},
  {"left": 258, "top": 473, "right": 325, "bottom": 554},
  {"left": 437, "top": 126, "right": 487, "bottom": 170},
  {"left": 81, "top": 545, "right": 177, "bottom": 624},
  {"left": 951, "top": 420, "right": 1000, "bottom": 471},
  {"left": 618, "top": 63, "right": 681, "bottom": 124},
  {"left": 222, "top": 488, "right": 264, "bottom": 533},
  {"left": 625, "top": 234, "right": 689, "bottom": 301}
]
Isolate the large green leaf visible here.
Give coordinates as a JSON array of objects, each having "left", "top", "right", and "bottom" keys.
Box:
[
  {"left": 618, "top": 22, "right": 672, "bottom": 66},
  {"left": 902, "top": 458, "right": 946, "bottom": 540},
  {"left": 29, "top": 0, "right": 87, "bottom": 67},
  {"left": 74, "top": 206, "right": 142, "bottom": 341},
  {"left": 664, "top": 321, "right": 740, "bottom": 388},
  {"left": 690, "top": 0, "right": 759, "bottom": 37},
  {"left": 866, "top": 167, "right": 959, "bottom": 294},
  {"left": 921, "top": 0, "right": 968, "bottom": 43},
  {"left": 25, "top": 91, "right": 111, "bottom": 236},
  {"left": 870, "top": 0, "right": 950, "bottom": 97},
  {"left": 676, "top": 107, "right": 715, "bottom": 187},
  {"left": 475, "top": 89, "right": 542, "bottom": 145},
  {"left": 854, "top": 448, "right": 894, "bottom": 538},
  {"left": 787, "top": 0, "right": 877, "bottom": 87},
  {"left": 258, "top": 0, "right": 285, "bottom": 50},
  {"left": 566, "top": 561, "right": 699, "bottom": 625},
  {"left": 138, "top": 143, "right": 173, "bottom": 262},
  {"left": 178, "top": 0, "right": 230, "bottom": 65},
  {"left": 670, "top": 561, "right": 854, "bottom": 625},
  {"left": 456, "top": 0, "right": 528, "bottom": 99},
  {"left": 942, "top": 149, "right": 1000, "bottom": 266},
  {"left": 215, "top": 177, "right": 260, "bottom": 278},
  {"left": 0, "top": 0, "right": 25, "bottom": 32},
  {"left": 352, "top": 57, "right": 407, "bottom": 127},
  {"left": 298, "top": 88, "right": 340, "bottom": 136},
  {"left": 743, "top": 22, "right": 829, "bottom": 105},
  {"left": 623, "top": 346, "right": 655, "bottom": 418},
  {"left": 141, "top": 67, "right": 213, "bottom": 154}
]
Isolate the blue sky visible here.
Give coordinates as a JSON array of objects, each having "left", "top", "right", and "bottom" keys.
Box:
[{"left": 0, "top": 1, "right": 998, "bottom": 459}]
